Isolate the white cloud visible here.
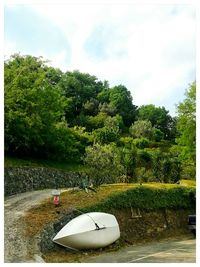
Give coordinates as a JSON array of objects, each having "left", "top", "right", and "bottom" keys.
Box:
[{"left": 47, "top": 50, "right": 69, "bottom": 70}]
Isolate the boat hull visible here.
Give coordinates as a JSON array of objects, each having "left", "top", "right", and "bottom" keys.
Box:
[{"left": 53, "top": 212, "right": 120, "bottom": 250}]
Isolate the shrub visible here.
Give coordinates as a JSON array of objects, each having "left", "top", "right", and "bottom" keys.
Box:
[
  {"left": 133, "top": 138, "right": 150, "bottom": 149},
  {"left": 129, "top": 120, "right": 153, "bottom": 139},
  {"left": 84, "top": 143, "right": 123, "bottom": 186},
  {"left": 93, "top": 126, "right": 120, "bottom": 144},
  {"left": 81, "top": 186, "right": 196, "bottom": 212}
]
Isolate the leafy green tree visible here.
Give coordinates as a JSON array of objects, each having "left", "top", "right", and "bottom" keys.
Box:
[
  {"left": 84, "top": 143, "right": 123, "bottom": 186},
  {"left": 64, "top": 97, "right": 75, "bottom": 119},
  {"left": 86, "top": 112, "right": 109, "bottom": 131},
  {"left": 129, "top": 120, "right": 153, "bottom": 139},
  {"left": 93, "top": 125, "right": 120, "bottom": 144},
  {"left": 152, "top": 128, "right": 164, "bottom": 142},
  {"left": 117, "top": 137, "right": 138, "bottom": 182},
  {"left": 44, "top": 66, "right": 63, "bottom": 85},
  {"left": 151, "top": 150, "right": 181, "bottom": 183},
  {"left": 109, "top": 85, "right": 137, "bottom": 127},
  {"left": 133, "top": 138, "right": 150, "bottom": 149},
  {"left": 4, "top": 54, "right": 66, "bottom": 158},
  {"left": 119, "top": 136, "right": 135, "bottom": 147},
  {"left": 169, "top": 157, "right": 181, "bottom": 183},
  {"left": 138, "top": 104, "right": 175, "bottom": 140},
  {"left": 97, "top": 88, "right": 110, "bottom": 103},
  {"left": 83, "top": 98, "right": 99, "bottom": 116},
  {"left": 151, "top": 150, "right": 164, "bottom": 182},
  {"left": 92, "top": 114, "right": 124, "bottom": 144},
  {"left": 59, "top": 70, "right": 105, "bottom": 123},
  {"left": 104, "top": 114, "right": 125, "bottom": 132},
  {"left": 176, "top": 82, "right": 196, "bottom": 161},
  {"left": 98, "top": 102, "right": 116, "bottom": 116},
  {"left": 45, "top": 122, "right": 83, "bottom": 161},
  {"left": 119, "top": 144, "right": 137, "bottom": 182},
  {"left": 137, "top": 150, "right": 152, "bottom": 182}
]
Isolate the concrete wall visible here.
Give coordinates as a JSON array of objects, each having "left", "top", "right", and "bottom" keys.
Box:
[{"left": 4, "top": 167, "right": 84, "bottom": 196}]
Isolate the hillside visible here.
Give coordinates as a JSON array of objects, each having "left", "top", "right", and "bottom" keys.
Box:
[{"left": 4, "top": 55, "right": 196, "bottom": 186}]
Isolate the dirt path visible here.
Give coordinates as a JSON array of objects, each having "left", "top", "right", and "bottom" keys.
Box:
[{"left": 4, "top": 189, "right": 57, "bottom": 263}]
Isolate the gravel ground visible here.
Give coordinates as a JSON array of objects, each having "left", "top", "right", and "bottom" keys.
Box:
[{"left": 4, "top": 189, "right": 55, "bottom": 263}]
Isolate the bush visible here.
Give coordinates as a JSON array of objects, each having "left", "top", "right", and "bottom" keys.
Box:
[
  {"left": 81, "top": 186, "right": 196, "bottom": 212},
  {"left": 93, "top": 126, "right": 120, "bottom": 144},
  {"left": 84, "top": 143, "right": 123, "bottom": 186},
  {"left": 152, "top": 128, "right": 164, "bottom": 142},
  {"left": 133, "top": 138, "right": 150, "bottom": 149},
  {"left": 129, "top": 120, "right": 153, "bottom": 139}
]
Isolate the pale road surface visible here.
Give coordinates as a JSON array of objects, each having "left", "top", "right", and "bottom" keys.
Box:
[
  {"left": 4, "top": 190, "right": 196, "bottom": 263},
  {"left": 84, "top": 236, "right": 196, "bottom": 263},
  {"left": 4, "top": 189, "right": 55, "bottom": 263}
]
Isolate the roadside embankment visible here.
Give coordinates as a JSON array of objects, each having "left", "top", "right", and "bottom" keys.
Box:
[{"left": 38, "top": 185, "right": 195, "bottom": 262}]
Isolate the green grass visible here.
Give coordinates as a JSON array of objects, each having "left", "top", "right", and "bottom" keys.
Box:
[{"left": 4, "top": 156, "right": 88, "bottom": 172}]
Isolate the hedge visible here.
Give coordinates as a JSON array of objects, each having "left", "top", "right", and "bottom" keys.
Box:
[{"left": 81, "top": 186, "right": 196, "bottom": 212}]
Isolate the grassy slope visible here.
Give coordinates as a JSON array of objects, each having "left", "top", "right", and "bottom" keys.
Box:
[
  {"left": 22, "top": 182, "right": 195, "bottom": 263},
  {"left": 24, "top": 182, "right": 195, "bottom": 237}
]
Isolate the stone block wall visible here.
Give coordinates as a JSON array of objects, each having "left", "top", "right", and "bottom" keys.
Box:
[{"left": 4, "top": 167, "right": 84, "bottom": 196}]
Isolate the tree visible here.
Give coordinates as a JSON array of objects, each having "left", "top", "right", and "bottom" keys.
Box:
[
  {"left": 137, "top": 150, "right": 152, "bottom": 182},
  {"left": 86, "top": 112, "right": 109, "bottom": 131},
  {"left": 129, "top": 120, "right": 153, "bottom": 139},
  {"left": 104, "top": 114, "right": 125, "bottom": 131},
  {"left": 151, "top": 150, "right": 163, "bottom": 182},
  {"left": 84, "top": 143, "right": 123, "bottom": 186},
  {"left": 83, "top": 98, "right": 99, "bottom": 116},
  {"left": 109, "top": 85, "right": 138, "bottom": 127},
  {"left": 98, "top": 102, "right": 116, "bottom": 116},
  {"left": 4, "top": 54, "right": 75, "bottom": 160},
  {"left": 59, "top": 70, "right": 105, "bottom": 123},
  {"left": 93, "top": 125, "right": 120, "bottom": 144},
  {"left": 176, "top": 82, "right": 196, "bottom": 161},
  {"left": 151, "top": 150, "right": 181, "bottom": 183},
  {"left": 138, "top": 104, "right": 175, "bottom": 140},
  {"left": 119, "top": 144, "right": 137, "bottom": 182},
  {"left": 152, "top": 128, "right": 164, "bottom": 142}
]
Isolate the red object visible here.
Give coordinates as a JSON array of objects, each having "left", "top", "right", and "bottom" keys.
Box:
[{"left": 53, "top": 195, "right": 60, "bottom": 205}]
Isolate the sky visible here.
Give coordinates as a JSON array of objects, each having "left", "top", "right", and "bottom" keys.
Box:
[{"left": 4, "top": 0, "right": 196, "bottom": 116}]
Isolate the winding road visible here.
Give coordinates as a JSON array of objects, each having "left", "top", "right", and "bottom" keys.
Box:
[{"left": 4, "top": 189, "right": 53, "bottom": 263}]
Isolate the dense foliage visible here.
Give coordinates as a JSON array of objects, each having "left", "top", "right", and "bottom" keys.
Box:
[
  {"left": 81, "top": 186, "right": 196, "bottom": 212},
  {"left": 4, "top": 54, "right": 196, "bottom": 183},
  {"left": 175, "top": 82, "right": 196, "bottom": 179}
]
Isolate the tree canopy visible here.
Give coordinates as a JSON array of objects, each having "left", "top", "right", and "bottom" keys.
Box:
[
  {"left": 138, "top": 104, "right": 176, "bottom": 140},
  {"left": 4, "top": 54, "right": 196, "bottom": 182},
  {"left": 176, "top": 81, "right": 196, "bottom": 161}
]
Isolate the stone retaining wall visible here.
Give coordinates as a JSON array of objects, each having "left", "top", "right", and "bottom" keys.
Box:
[{"left": 4, "top": 167, "right": 84, "bottom": 196}]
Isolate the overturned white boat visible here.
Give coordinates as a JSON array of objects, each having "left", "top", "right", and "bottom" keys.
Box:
[{"left": 53, "top": 212, "right": 120, "bottom": 250}]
